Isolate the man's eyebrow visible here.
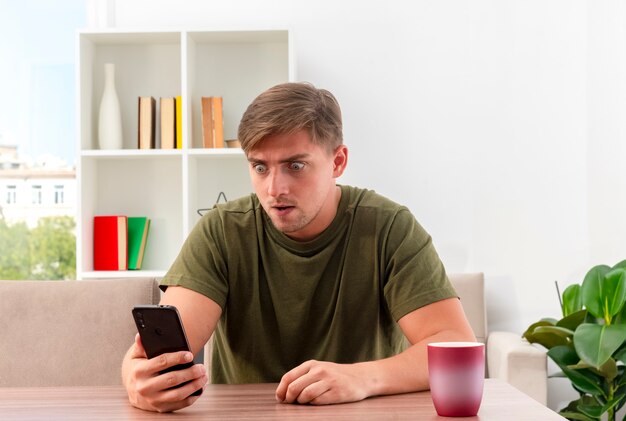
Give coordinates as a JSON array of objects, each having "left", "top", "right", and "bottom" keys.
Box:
[{"left": 247, "top": 153, "right": 311, "bottom": 164}]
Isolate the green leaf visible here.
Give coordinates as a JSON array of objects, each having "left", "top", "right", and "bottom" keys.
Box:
[
  {"left": 576, "top": 392, "right": 621, "bottom": 420},
  {"left": 523, "top": 320, "right": 565, "bottom": 349},
  {"left": 534, "top": 325, "right": 574, "bottom": 338},
  {"left": 563, "top": 284, "right": 583, "bottom": 317},
  {"left": 525, "top": 330, "right": 570, "bottom": 349},
  {"left": 597, "top": 358, "right": 618, "bottom": 381},
  {"left": 531, "top": 326, "right": 573, "bottom": 349},
  {"left": 525, "top": 319, "right": 556, "bottom": 332},
  {"left": 574, "top": 323, "right": 626, "bottom": 368},
  {"left": 548, "top": 345, "right": 579, "bottom": 369},
  {"left": 577, "top": 396, "right": 603, "bottom": 419},
  {"left": 582, "top": 265, "right": 612, "bottom": 319},
  {"left": 569, "top": 358, "right": 618, "bottom": 381},
  {"left": 615, "top": 347, "right": 626, "bottom": 365},
  {"left": 600, "top": 395, "right": 623, "bottom": 416},
  {"left": 603, "top": 269, "right": 626, "bottom": 318},
  {"left": 559, "top": 411, "right": 597, "bottom": 421},
  {"left": 560, "top": 398, "right": 599, "bottom": 421},
  {"left": 613, "top": 260, "right": 626, "bottom": 270},
  {"left": 558, "top": 310, "right": 588, "bottom": 331},
  {"left": 541, "top": 317, "right": 559, "bottom": 324},
  {"left": 614, "top": 300, "right": 626, "bottom": 325},
  {"left": 562, "top": 368, "right": 605, "bottom": 398}
]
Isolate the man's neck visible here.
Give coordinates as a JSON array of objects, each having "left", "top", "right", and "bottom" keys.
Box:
[{"left": 286, "top": 184, "right": 342, "bottom": 242}]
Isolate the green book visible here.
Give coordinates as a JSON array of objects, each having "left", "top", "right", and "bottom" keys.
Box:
[{"left": 127, "top": 217, "right": 150, "bottom": 270}]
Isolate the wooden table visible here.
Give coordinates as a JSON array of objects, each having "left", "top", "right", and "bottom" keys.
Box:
[{"left": 0, "top": 379, "right": 563, "bottom": 420}]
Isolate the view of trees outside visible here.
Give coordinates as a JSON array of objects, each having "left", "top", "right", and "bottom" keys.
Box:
[{"left": 0, "top": 216, "right": 76, "bottom": 280}]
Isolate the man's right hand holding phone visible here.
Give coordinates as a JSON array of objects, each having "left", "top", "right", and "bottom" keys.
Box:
[{"left": 122, "top": 333, "right": 208, "bottom": 413}]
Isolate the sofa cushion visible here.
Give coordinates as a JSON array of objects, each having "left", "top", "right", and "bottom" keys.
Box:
[{"left": 0, "top": 277, "right": 160, "bottom": 386}]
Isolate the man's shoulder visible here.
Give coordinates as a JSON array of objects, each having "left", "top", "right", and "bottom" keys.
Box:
[
  {"left": 342, "top": 185, "right": 408, "bottom": 214},
  {"left": 198, "top": 194, "right": 259, "bottom": 230},
  {"left": 216, "top": 193, "right": 259, "bottom": 214}
]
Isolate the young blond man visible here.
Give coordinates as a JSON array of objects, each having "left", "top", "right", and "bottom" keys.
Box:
[{"left": 122, "top": 82, "right": 475, "bottom": 412}]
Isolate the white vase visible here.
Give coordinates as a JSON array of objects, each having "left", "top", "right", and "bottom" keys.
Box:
[{"left": 98, "top": 63, "right": 123, "bottom": 149}]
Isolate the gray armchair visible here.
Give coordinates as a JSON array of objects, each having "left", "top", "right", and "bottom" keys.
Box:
[
  {"left": 0, "top": 277, "right": 160, "bottom": 386},
  {"left": 0, "top": 274, "right": 545, "bottom": 405}
]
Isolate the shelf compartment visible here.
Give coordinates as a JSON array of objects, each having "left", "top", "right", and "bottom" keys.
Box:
[
  {"left": 186, "top": 30, "right": 290, "bottom": 148},
  {"left": 79, "top": 31, "right": 182, "bottom": 151},
  {"left": 79, "top": 155, "right": 183, "bottom": 274}
]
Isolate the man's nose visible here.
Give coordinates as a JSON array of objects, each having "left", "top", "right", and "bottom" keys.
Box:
[{"left": 267, "top": 170, "right": 288, "bottom": 197}]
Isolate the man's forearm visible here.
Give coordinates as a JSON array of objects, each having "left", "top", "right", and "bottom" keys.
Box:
[{"left": 360, "top": 328, "right": 477, "bottom": 398}]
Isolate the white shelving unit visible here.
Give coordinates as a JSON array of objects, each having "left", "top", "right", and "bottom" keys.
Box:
[{"left": 76, "top": 29, "right": 294, "bottom": 279}]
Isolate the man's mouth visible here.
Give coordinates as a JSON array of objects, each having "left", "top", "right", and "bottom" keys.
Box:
[{"left": 270, "top": 202, "right": 295, "bottom": 216}]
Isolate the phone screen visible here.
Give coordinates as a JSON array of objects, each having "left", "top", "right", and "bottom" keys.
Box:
[{"left": 132, "top": 305, "right": 202, "bottom": 396}]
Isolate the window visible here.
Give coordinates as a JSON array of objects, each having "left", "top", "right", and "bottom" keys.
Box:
[
  {"left": 6, "top": 185, "right": 16, "bottom": 204},
  {"left": 0, "top": 2, "right": 84, "bottom": 280},
  {"left": 54, "top": 185, "right": 64, "bottom": 204},
  {"left": 31, "top": 185, "right": 42, "bottom": 204}
]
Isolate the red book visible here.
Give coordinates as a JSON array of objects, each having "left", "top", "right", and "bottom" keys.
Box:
[{"left": 93, "top": 216, "right": 128, "bottom": 270}]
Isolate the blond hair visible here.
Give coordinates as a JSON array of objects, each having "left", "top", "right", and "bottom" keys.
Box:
[{"left": 238, "top": 82, "right": 343, "bottom": 154}]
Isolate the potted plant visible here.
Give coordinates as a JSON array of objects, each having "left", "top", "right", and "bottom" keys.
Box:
[{"left": 524, "top": 259, "right": 626, "bottom": 421}]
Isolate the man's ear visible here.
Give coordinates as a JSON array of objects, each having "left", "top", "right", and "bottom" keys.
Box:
[{"left": 332, "top": 145, "right": 348, "bottom": 178}]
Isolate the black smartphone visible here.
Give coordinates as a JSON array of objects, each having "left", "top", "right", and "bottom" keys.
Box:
[{"left": 131, "top": 304, "right": 202, "bottom": 397}]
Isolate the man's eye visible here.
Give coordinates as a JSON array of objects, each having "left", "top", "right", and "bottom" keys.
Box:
[
  {"left": 289, "top": 162, "right": 305, "bottom": 171},
  {"left": 253, "top": 164, "right": 267, "bottom": 174}
]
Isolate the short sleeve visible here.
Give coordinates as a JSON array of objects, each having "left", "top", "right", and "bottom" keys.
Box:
[
  {"left": 159, "top": 210, "right": 229, "bottom": 310},
  {"left": 382, "top": 209, "right": 457, "bottom": 321}
]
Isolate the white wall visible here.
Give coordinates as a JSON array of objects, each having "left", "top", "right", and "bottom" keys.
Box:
[
  {"left": 103, "top": 0, "right": 626, "bottom": 332},
  {"left": 100, "top": 0, "right": 626, "bottom": 399}
]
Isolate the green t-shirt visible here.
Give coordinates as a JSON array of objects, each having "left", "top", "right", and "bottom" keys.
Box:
[{"left": 160, "top": 185, "right": 457, "bottom": 383}]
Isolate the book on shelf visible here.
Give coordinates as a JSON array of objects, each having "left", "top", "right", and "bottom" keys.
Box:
[
  {"left": 201, "top": 96, "right": 214, "bottom": 148},
  {"left": 93, "top": 216, "right": 128, "bottom": 271},
  {"left": 175, "top": 95, "right": 182, "bottom": 149},
  {"left": 200, "top": 96, "right": 224, "bottom": 148},
  {"left": 212, "top": 96, "right": 224, "bottom": 148},
  {"left": 127, "top": 216, "right": 151, "bottom": 270},
  {"left": 160, "top": 97, "right": 176, "bottom": 149},
  {"left": 137, "top": 96, "right": 156, "bottom": 149}
]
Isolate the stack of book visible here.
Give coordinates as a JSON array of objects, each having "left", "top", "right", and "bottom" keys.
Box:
[
  {"left": 93, "top": 216, "right": 151, "bottom": 271},
  {"left": 138, "top": 96, "right": 183, "bottom": 149}
]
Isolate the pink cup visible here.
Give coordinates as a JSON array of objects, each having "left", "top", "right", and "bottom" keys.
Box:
[{"left": 427, "top": 342, "right": 485, "bottom": 417}]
